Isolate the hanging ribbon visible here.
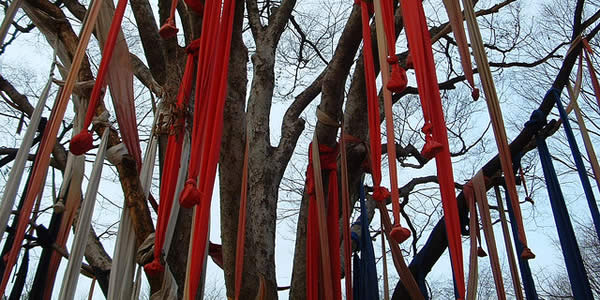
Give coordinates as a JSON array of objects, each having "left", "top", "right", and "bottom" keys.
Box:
[
  {"left": 180, "top": 0, "right": 237, "bottom": 295},
  {"left": 525, "top": 109, "right": 593, "bottom": 299},
  {"left": 372, "top": 0, "right": 410, "bottom": 243},
  {"left": 144, "top": 39, "right": 199, "bottom": 276},
  {"left": 305, "top": 140, "right": 341, "bottom": 300},
  {"left": 0, "top": 0, "right": 25, "bottom": 47},
  {"left": 352, "top": 183, "right": 379, "bottom": 300},
  {"left": 472, "top": 171, "right": 506, "bottom": 300},
  {"left": 70, "top": 0, "right": 136, "bottom": 160},
  {"left": 108, "top": 116, "right": 159, "bottom": 299},
  {"left": 0, "top": 0, "right": 104, "bottom": 293},
  {"left": 463, "top": 180, "right": 478, "bottom": 300},
  {"left": 159, "top": 0, "right": 179, "bottom": 39},
  {"left": 508, "top": 155, "right": 539, "bottom": 300},
  {"left": 58, "top": 128, "right": 110, "bottom": 300},
  {"left": 441, "top": 0, "right": 479, "bottom": 99},
  {"left": 234, "top": 134, "right": 249, "bottom": 300},
  {"left": 551, "top": 87, "right": 600, "bottom": 241},
  {"left": 582, "top": 39, "right": 600, "bottom": 108},
  {"left": 380, "top": 221, "right": 389, "bottom": 300},
  {"left": 340, "top": 127, "right": 353, "bottom": 299},
  {"left": 462, "top": 0, "right": 534, "bottom": 260},
  {"left": 493, "top": 185, "right": 524, "bottom": 300},
  {"left": 399, "top": 1, "right": 464, "bottom": 297},
  {"left": 0, "top": 46, "right": 56, "bottom": 242}
]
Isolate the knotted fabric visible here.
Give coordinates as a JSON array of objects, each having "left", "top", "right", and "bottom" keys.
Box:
[
  {"left": 472, "top": 172, "right": 506, "bottom": 300},
  {"left": 372, "top": 0, "right": 410, "bottom": 243},
  {"left": 58, "top": 129, "right": 110, "bottom": 300},
  {"left": 492, "top": 186, "right": 524, "bottom": 300},
  {"left": 306, "top": 142, "right": 341, "bottom": 300},
  {"left": 551, "top": 87, "right": 600, "bottom": 241},
  {"left": 441, "top": 0, "right": 478, "bottom": 99},
  {"left": 503, "top": 184, "right": 538, "bottom": 300},
  {"left": 399, "top": 0, "right": 464, "bottom": 297},
  {"left": 145, "top": 39, "right": 199, "bottom": 277},
  {"left": 352, "top": 184, "right": 379, "bottom": 300},
  {"left": 526, "top": 109, "right": 593, "bottom": 299},
  {"left": 0, "top": 0, "right": 104, "bottom": 293},
  {"left": 462, "top": 0, "right": 534, "bottom": 260}
]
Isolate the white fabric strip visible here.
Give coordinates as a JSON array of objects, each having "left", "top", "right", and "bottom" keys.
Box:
[
  {"left": 0, "top": 49, "right": 57, "bottom": 241},
  {"left": 107, "top": 132, "right": 158, "bottom": 300},
  {"left": 0, "top": 0, "right": 25, "bottom": 47},
  {"left": 58, "top": 128, "right": 110, "bottom": 300}
]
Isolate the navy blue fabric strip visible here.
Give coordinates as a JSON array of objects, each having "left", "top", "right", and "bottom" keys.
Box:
[{"left": 353, "top": 183, "right": 380, "bottom": 300}]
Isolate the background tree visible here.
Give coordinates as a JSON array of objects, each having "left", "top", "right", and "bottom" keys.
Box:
[{"left": 0, "top": 0, "right": 599, "bottom": 299}]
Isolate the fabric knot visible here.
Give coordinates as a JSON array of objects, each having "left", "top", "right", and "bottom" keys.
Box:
[
  {"left": 144, "top": 259, "right": 165, "bottom": 278},
  {"left": 386, "top": 55, "right": 398, "bottom": 64},
  {"left": 471, "top": 88, "right": 480, "bottom": 100},
  {"left": 179, "top": 179, "right": 202, "bottom": 208},
  {"left": 387, "top": 64, "right": 408, "bottom": 93},
  {"left": 69, "top": 130, "right": 94, "bottom": 156},
  {"left": 186, "top": 39, "right": 201, "bottom": 55},
  {"left": 372, "top": 186, "right": 390, "bottom": 203},
  {"left": 305, "top": 142, "right": 339, "bottom": 194},
  {"left": 524, "top": 109, "right": 547, "bottom": 133},
  {"left": 390, "top": 225, "right": 411, "bottom": 243},
  {"left": 159, "top": 18, "right": 178, "bottom": 40}
]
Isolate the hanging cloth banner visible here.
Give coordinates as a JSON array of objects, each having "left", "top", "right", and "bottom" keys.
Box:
[
  {"left": 372, "top": 0, "right": 410, "bottom": 243},
  {"left": 70, "top": 0, "right": 142, "bottom": 170},
  {"left": 507, "top": 155, "right": 539, "bottom": 300},
  {"left": 340, "top": 128, "right": 353, "bottom": 300},
  {"left": 0, "top": 0, "right": 105, "bottom": 294},
  {"left": 463, "top": 180, "right": 478, "bottom": 300},
  {"left": 525, "top": 109, "right": 593, "bottom": 300},
  {"left": 380, "top": 222, "right": 389, "bottom": 300},
  {"left": 352, "top": 183, "right": 379, "bottom": 300},
  {"left": 492, "top": 185, "right": 524, "bottom": 300},
  {"left": 144, "top": 39, "right": 199, "bottom": 276},
  {"left": 0, "top": 48, "right": 56, "bottom": 242},
  {"left": 582, "top": 39, "right": 600, "bottom": 109},
  {"left": 58, "top": 128, "right": 110, "bottom": 300},
  {"left": 234, "top": 134, "right": 249, "bottom": 300},
  {"left": 0, "top": 0, "right": 25, "bottom": 47},
  {"left": 398, "top": 0, "right": 464, "bottom": 297},
  {"left": 462, "top": 0, "right": 534, "bottom": 260},
  {"left": 180, "top": 0, "right": 236, "bottom": 296},
  {"left": 551, "top": 86, "right": 600, "bottom": 241},
  {"left": 159, "top": 0, "right": 179, "bottom": 38},
  {"left": 472, "top": 171, "right": 506, "bottom": 300},
  {"left": 305, "top": 140, "right": 341, "bottom": 300},
  {"left": 441, "top": 0, "right": 479, "bottom": 99},
  {"left": 108, "top": 117, "right": 159, "bottom": 299}
]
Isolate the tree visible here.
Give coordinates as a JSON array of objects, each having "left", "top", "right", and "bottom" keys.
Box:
[{"left": 0, "top": 0, "right": 599, "bottom": 299}]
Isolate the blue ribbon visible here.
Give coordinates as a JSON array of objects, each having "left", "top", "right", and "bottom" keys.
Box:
[
  {"left": 353, "top": 183, "right": 380, "bottom": 300},
  {"left": 526, "top": 108, "right": 593, "bottom": 299},
  {"left": 551, "top": 88, "right": 600, "bottom": 241}
]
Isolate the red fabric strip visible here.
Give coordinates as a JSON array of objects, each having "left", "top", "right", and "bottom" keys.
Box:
[
  {"left": 144, "top": 40, "right": 198, "bottom": 276},
  {"left": 340, "top": 126, "right": 353, "bottom": 300},
  {"left": 234, "top": 137, "right": 249, "bottom": 300},
  {"left": 399, "top": 0, "right": 465, "bottom": 298}
]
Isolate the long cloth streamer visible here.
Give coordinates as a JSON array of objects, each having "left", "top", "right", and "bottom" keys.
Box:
[
  {"left": 144, "top": 39, "right": 198, "bottom": 276},
  {"left": 399, "top": 0, "right": 464, "bottom": 297},
  {"left": 0, "top": 0, "right": 104, "bottom": 293},
  {"left": 566, "top": 82, "right": 600, "bottom": 197},
  {"left": 551, "top": 87, "right": 600, "bottom": 241},
  {"left": 463, "top": 181, "right": 478, "bottom": 300},
  {"left": 493, "top": 185, "right": 524, "bottom": 300},
  {"left": 0, "top": 0, "right": 25, "bottom": 47},
  {"left": 70, "top": 0, "right": 142, "bottom": 169},
  {"left": 472, "top": 171, "right": 505, "bottom": 300},
  {"left": 583, "top": 40, "right": 600, "bottom": 109},
  {"left": 352, "top": 183, "right": 379, "bottom": 300},
  {"left": 462, "top": 0, "right": 534, "bottom": 260},
  {"left": 305, "top": 140, "right": 340, "bottom": 300},
  {"left": 380, "top": 221, "right": 389, "bottom": 300},
  {"left": 58, "top": 128, "right": 110, "bottom": 300},
  {"left": 506, "top": 157, "right": 539, "bottom": 300},
  {"left": 372, "top": 0, "right": 410, "bottom": 242},
  {"left": 441, "top": 0, "right": 478, "bottom": 99},
  {"left": 108, "top": 122, "right": 158, "bottom": 299},
  {"left": 526, "top": 109, "right": 593, "bottom": 299},
  {"left": 0, "top": 50, "right": 56, "bottom": 241},
  {"left": 340, "top": 129, "right": 353, "bottom": 300},
  {"left": 181, "top": 0, "right": 236, "bottom": 295}
]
